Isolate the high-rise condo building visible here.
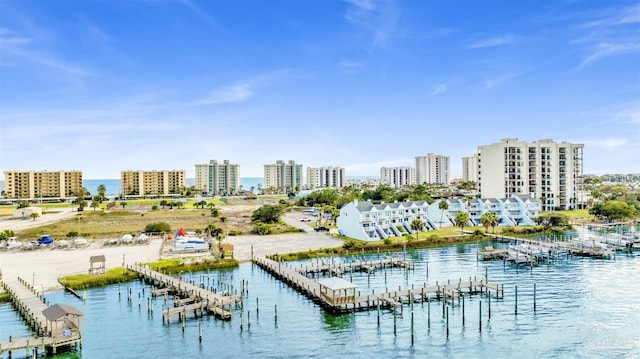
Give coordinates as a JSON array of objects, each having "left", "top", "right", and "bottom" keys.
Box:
[
  {"left": 380, "top": 167, "right": 416, "bottom": 189},
  {"left": 462, "top": 155, "right": 479, "bottom": 183},
  {"left": 477, "top": 138, "right": 584, "bottom": 210},
  {"left": 120, "top": 170, "right": 185, "bottom": 196},
  {"left": 306, "top": 167, "right": 345, "bottom": 189},
  {"left": 194, "top": 160, "right": 240, "bottom": 196},
  {"left": 415, "top": 153, "right": 450, "bottom": 185},
  {"left": 264, "top": 160, "right": 303, "bottom": 193},
  {"left": 3, "top": 170, "right": 83, "bottom": 199}
]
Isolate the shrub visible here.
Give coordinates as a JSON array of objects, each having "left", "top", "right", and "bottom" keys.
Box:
[
  {"left": 343, "top": 239, "right": 363, "bottom": 250},
  {"left": 144, "top": 222, "right": 171, "bottom": 234},
  {"left": 228, "top": 230, "right": 241, "bottom": 236},
  {"left": 254, "top": 222, "right": 271, "bottom": 235},
  {"left": 66, "top": 231, "right": 79, "bottom": 238},
  {"left": 383, "top": 238, "right": 392, "bottom": 245}
]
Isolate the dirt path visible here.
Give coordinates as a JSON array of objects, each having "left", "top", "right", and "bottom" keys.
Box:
[{"left": 0, "top": 208, "right": 78, "bottom": 232}]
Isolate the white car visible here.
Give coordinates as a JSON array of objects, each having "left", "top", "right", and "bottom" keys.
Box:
[{"left": 300, "top": 217, "right": 312, "bottom": 222}]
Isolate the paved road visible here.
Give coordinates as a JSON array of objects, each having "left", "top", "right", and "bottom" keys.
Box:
[{"left": 0, "top": 208, "right": 78, "bottom": 232}]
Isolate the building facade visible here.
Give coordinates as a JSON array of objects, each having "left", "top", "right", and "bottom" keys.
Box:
[
  {"left": 337, "top": 195, "right": 540, "bottom": 241},
  {"left": 477, "top": 138, "right": 584, "bottom": 210},
  {"left": 264, "top": 160, "right": 303, "bottom": 193},
  {"left": 306, "top": 166, "right": 345, "bottom": 189},
  {"left": 3, "top": 170, "right": 83, "bottom": 199},
  {"left": 415, "top": 153, "right": 450, "bottom": 185},
  {"left": 120, "top": 170, "right": 185, "bottom": 196},
  {"left": 380, "top": 167, "right": 416, "bottom": 189},
  {"left": 461, "top": 154, "right": 479, "bottom": 183},
  {"left": 194, "top": 160, "right": 240, "bottom": 196}
]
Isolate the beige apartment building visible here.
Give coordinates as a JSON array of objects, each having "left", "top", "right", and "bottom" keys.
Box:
[
  {"left": 264, "top": 160, "right": 303, "bottom": 193},
  {"left": 306, "top": 166, "right": 345, "bottom": 189},
  {"left": 194, "top": 160, "right": 240, "bottom": 196},
  {"left": 415, "top": 153, "right": 450, "bottom": 185},
  {"left": 3, "top": 170, "right": 83, "bottom": 199},
  {"left": 477, "top": 138, "right": 584, "bottom": 210},
  {"left": 120, "top": 170, "right": 185, "bottom": 196}
]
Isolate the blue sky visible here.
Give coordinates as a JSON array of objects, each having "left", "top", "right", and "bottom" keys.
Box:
[{"left": 0, "top": 0, "right": 638, "bottom": 179}]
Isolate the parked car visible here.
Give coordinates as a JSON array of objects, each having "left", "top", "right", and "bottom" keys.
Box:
[
  {"left": 38, "top": 235, "right": 54, "bottom": 246},
  {"left": 314, "top": 226, "right": 329, "bottom": 232},
  {"left": 300, "top": 217, "right": 311, "bottom": 222}
]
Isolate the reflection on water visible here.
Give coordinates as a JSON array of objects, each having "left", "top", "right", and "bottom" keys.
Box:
[{"left": 1, "top": 229, "right": 639, "bottom": 358}]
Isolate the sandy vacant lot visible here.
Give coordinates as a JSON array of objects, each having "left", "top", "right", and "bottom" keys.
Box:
[{"left": 0, "top": 233, "right": 343, "bottom": 292}]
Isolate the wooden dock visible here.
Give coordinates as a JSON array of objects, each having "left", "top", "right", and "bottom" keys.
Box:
[
  {"left": 254, "top": 257, "right": 503, "bottom": 313},
  {"left": 0, "top": 278, "right": 81, "bottom": 357},
  {"left": 127, "top": 264, "right": 241, "bottom": 322},
  {"left": 295, "top": 256, "right": 414, "bottom": 277}
]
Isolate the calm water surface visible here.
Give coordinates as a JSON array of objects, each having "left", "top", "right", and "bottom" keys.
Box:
[{"left": 2, "top": 240, "right": 639, "bottom": 358}]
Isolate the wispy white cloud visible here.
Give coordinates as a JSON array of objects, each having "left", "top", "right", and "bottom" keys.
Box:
[
  {"left": 191, "top": 84, "right": 254, "bottom": 106},
  {"left": 190, "top": 69, "right": 294, "bottom": 106},
  {"left": 574, "top": 5, "right": 640, "bottom": 68},
  {"left": 429, "top": 80, "right": 457, "bottom": 96},
  {"left": 338, "top": 60, "right": 363, "bottom": 73},
  {"left": 0, "top": 27, "right": 88, "bottom": 76},
  {"left": 468, "top": 35, "right": 518, "bottom": 49},
  {"left": 579, "top": 42, "right": 640, "bottom": 68},
  {"left": 181, "top": 0, "right": 221, "bottom": 29},
  {"left": 482, "top": 71, "right": 524, "bottom": 90},
  {"left": 578, "top": 4, "right": 640, "bottom": 29},
  {"left": 344, "top": 0, "right": 403, "bottom": 47},
  {"left": 0, "top": 28, "right": 30, "bottom": 44}
]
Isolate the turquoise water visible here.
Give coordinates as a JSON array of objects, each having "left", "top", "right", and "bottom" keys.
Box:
[{"left": 2, "top": 241, "right": 639, "bottom": 358}]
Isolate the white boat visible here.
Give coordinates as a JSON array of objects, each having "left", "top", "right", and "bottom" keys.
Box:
[
  {"left": 5, "top": 237, "right": 23, "bottom": 249},
  {"left": 174, "top": 237, "right": 211, "bottom": 251}
]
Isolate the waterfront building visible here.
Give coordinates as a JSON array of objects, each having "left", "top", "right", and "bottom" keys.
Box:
[
  {"left": 337, "top": 199, "right": 432, "bottom": 241},
  {"left": 120, "top": 170, "right": 185, "bottom": 196},
  {"left": 264, "top": 160, "right": 303, "bottom": 194},
  {"left": 380, "top": 167, "right": 416, "bottom": 189},
  {"left": 476, "top": 138, "right": 584, "bottom": 210},
  {"left": 194, "top": 160, "right": 240, "bottom": 196},
  {"left": 415, "top": 153, "right": 450, "bottom": 185},
  {"left": 3, "top": 170, "right": 83, "bottom": 199},
  {"left": 338, "top": 194, "right": 541, "bottom": 241},
  {"left": 306, "top": 167, "right": 345, "bottom": 189},
  {"left": 462, "top": 154, "right": 479, "bottom": 183}
]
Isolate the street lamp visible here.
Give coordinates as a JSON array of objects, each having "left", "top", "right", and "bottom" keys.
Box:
[{"left": 32, "top": 272, "right": 35, "bottom": 288}]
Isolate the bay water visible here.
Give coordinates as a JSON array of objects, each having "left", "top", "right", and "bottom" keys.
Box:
[{"left": 2, "top": 237, "right": 639, "bottom": 358}]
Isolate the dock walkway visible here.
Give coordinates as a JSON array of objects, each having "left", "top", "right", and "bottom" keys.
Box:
[
  {"left": 0, "top": 278, "right": 81, "bottom": 356},
  {"left": 254, "top": 257, "right": 503, "bottom": 313},
  {"left": 295, "top": 256, "right": 413, "bottom": 277},
  {"left": 127, "top": 264, "right": 242, "bottom": 321}
]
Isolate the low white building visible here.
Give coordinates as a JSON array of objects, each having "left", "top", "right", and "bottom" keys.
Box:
[
  {"left": 338, "top": 195, "right": 541, "bottom": 241},
  {"left": 337, "top": 199, "right": 434, "bottom": 241}
]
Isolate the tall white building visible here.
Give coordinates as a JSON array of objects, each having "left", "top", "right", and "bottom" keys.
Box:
[
  {"left": 380, "top": 167, "right": 416, "bottom": 189},
  {"left": 306, "top": 166, "right": 345, "bottom": 189},
  {"left": 194, "top": 160, "right": 240, "bottom": 196},
  {"left": 477, "top": 138, "right": 584, "bottom": 210},
  {"left": 462, "top": 155, "right": 479, "bottom": 183},
  {"left": 415, "top": 153, "right": 450, "bottom": 185},
  {"left": 264, "top": 160, "right": 303, "bottom": 193}
]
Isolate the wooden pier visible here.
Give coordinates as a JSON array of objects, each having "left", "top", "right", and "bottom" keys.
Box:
[
  {"left": 295, "top": 256, "right": 414, "bottom": 277},
  {"left": 127, "top": 264, "right": 242, "bottom": 322},
  {"left": 254, "top": 257, "right": 503, "bottom": 313},
  {"left": 0, "top": 278, "right": 82, "bottom": 357}
]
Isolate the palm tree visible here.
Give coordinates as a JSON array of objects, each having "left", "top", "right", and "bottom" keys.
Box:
[
  {"left": 90, "top": 201, "right": 100, "bottom": 211},
  {"left": 30, "top": 212, "right": 39, "bottom": 221},
  {"left": 455, "top": 211, "right": 470, "bottom": 233},
  {"left": 438, "top": 200, "right": 449, "bottom": 228},
  {"left": 480, "top": 212, "right": 498, "bottom": 233},
  {"left": 410, "top": 218, "right": 423, "bottom": 241},
  {"left": 210, "top": 207, "right": 220, "bottom": 218},
  {"left": 120, "top": 201, "right": 127, "bottom": 210}
]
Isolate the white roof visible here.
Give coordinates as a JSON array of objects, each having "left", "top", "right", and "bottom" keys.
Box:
[{"left": 317, "top": 277, "right": 357, "bottom": 291}]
